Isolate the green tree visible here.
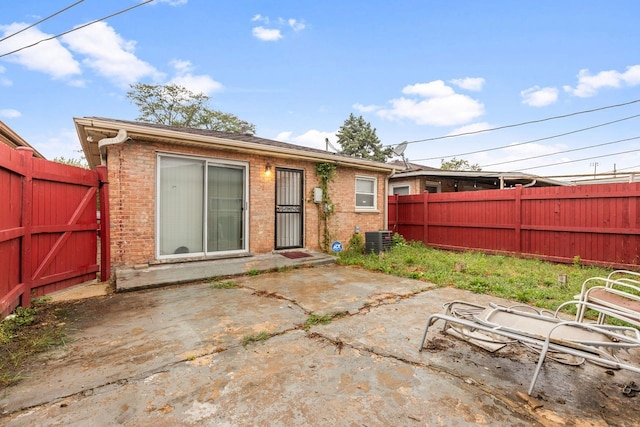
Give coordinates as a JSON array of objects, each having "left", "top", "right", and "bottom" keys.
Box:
[
  {"left": 126, "top": 83, "right": 256, "bottom": 134},
  {"left": 53, "top": 156, "right": 88, "bottom": 168},
  {"left": 440, "top": 157, "right": 482, "bottom": 171},
  {"left": 53, "top": 148, "right": 89, "bottom": 169},
  {"left": 336, "top": 113, "right": 392, "bottom": 162}
]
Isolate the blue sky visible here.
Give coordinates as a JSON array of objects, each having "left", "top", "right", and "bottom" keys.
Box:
[{"left": 1, "top": 0, "right": 639, "bottom": 178}]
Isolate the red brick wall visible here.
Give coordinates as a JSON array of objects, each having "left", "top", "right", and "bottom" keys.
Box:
[{"left": 106, "top": 140, "right": 390, "bottom": 267}]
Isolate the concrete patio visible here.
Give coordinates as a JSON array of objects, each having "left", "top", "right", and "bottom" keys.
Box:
[{"left": 2, "top": 265, "right": 639, "bottom": 426}]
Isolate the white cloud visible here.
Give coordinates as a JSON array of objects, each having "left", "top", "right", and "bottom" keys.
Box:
[
  {"left": 447, "top": 122, "right": 491, "bottom": 136},
  {"left": 521, "top": 86, "right": 558, "bottom": 107},
  {"left": 376, "top": 80, "right": 485, "bottom": 126},
  {"left": 275, "top": 131, "right": 293, "bottom": 140},
  {"left": 450, "top": 77, "right": 485, "bottom": 91},
  {"left": 252, "top": 26, "right": 282, "bottom": 41},
  {"left": 563, "top": 65, "right": 640, "bottom": 97},
  {"left": 402, "top": 81, "right": 455, "bottom": 98},
  {"left": 168, "top": 59, "right": 222, "bottom": 94},
  {"left": 0, "top": 23, "right": 81, "bottom": 79},
  {"left": 0, "top": 109, "right": 21, "bottom": 118},
  {"left": 353, "top": 103, "right": 380, "bottom": 113},
  {"left": 288, "top": 19, "right": 306, "bottom": 32},
  {"left": 251, "top": 15, "right": 306, "bottom": 41},
  {"left": 33, "top": 128, "right": 84, "bottom": 160},
  {"left": 277, "top": 129, "right": 337, "bottom": 151},
  {"left": 61, "top": 21, "right": 164, "bottom": 87},
  {"left": 474, "top": 142, "right": 566, "bottom": 170}
]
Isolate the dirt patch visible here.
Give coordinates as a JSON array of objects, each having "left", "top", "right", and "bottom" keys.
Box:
[
  {"left": 0, "top": 300, "right": 81, "bottom": 387},
  {"left": 421, "top": 336, "right": 454, "bottom": 352}
]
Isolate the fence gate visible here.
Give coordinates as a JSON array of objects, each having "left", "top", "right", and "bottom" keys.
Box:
[
  {"left": 0, "top": 146, "right": 109, "bottom": 317},
  {"left": 275, "top": 168, "right": 304, "bottom": 249}
]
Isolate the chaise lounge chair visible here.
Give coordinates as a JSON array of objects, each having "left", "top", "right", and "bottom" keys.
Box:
[
  {"left": 419, "top": 300, "right": 640, "bottom": 395},
  {"left": 573, "top": 270, "right": 640, "bottom": 327}
]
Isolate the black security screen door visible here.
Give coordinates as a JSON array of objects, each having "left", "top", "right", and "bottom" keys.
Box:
[{"left": 275, "top": 168, "right": 303, "bottom": 249}]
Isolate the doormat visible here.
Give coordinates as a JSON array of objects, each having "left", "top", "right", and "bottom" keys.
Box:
[{"left": 280, "top": 251, "right": 313, "bottom": 259}]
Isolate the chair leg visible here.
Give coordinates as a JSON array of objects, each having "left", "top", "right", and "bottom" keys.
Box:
[
  {"left": 528, "top": 339, "right": 551, "bottom": 395},
  {"left": 418, "top": 314, "right": 440, "bottom": 352}
]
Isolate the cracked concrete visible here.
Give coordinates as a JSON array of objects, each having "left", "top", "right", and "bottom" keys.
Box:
[{"left": 1, "top": 265, "right": 639, "bottom": 426}]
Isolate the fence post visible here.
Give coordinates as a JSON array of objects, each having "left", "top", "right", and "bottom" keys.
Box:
[
  {"left": 423, "top": 191, "right": 429, "bottom": 245},
  {"left": 96, "top": 166, "right": 111, "bottom": 282},
  {"left": 514, "top": 184, "right": 522, "bottom": 255},
  {"left": 17, "top": 148, "right": 33, "bottom": 307}
]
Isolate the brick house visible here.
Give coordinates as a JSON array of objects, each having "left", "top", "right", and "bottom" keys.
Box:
[{"left": 75, "top": 117, "right": 397, "bottom": 282}]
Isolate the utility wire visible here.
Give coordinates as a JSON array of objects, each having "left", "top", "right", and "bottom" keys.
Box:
[
  {"left": 479, "top": 135, "right": 640, "bottom": 169},
  {"left": 0, "top": 0, "right": 155, "bottom": 59},
  {"left": 412, "top": 113, "right": 640, "bottom": 162},
  {"left": 0, "top": 0, "right": 85, "bottom": 43},
  {"left": 605, "top": 163, "right": 640, "bottom": 173},
  {"left": 514, "top": 148, "right": 640, "bottom": 172},
  {"left": 388, "top": 98, "right": 640, "bottom": 147}
]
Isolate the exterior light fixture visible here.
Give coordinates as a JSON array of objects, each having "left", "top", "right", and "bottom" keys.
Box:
[{"left": 265, "top": 163, "right": 272, "bottom": 176}]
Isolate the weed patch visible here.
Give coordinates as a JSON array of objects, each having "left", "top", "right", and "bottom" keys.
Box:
[
  {"left": 241, "top": 331, "right": 274, "bottom": 347},
  {"left": 303, "top": 314, "right": 334, "bottom": 331},
  {"left": 0, "top": 301, "right": 72, "bottom": 387},
  {"left": 210, "top": 281, "right": 239, "bottom": 289}
]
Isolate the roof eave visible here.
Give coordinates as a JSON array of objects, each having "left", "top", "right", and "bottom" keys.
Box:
[{"left": 74, "top": 117, "right": 397, "bottom": 173}]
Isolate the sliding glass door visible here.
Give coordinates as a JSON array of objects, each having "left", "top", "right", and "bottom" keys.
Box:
[
  {"left": 207, "top": 165, "right": 244, "bottom": 252},
  {"left": 158, "top": 154, "right": 247, "bottom": 257}
]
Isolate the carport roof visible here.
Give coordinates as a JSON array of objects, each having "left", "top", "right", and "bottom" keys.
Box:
[
  {"left": 74, "top": 116, "right": 398, "bottom": 173},
  {"left": 390, "top": 164, "right": 571, "bottom": 187}
]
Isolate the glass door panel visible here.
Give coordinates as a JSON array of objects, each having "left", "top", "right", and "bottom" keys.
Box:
[
  {"left": 158, "top": 157, "right": 204, "bottom": 256},
  {"left": 207, "top": 165, "right": 244, "bottom": 252}
]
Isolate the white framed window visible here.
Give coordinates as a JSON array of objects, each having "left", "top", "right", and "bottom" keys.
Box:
[
  {"left": 355, "top": 175, "right": 377, "bottom": 210},
  {"left": 156, "top": 153, "right": 249, "bottom": 259},
  {"left": 390, "top": 182, "right": 410, "bottom": 195}
]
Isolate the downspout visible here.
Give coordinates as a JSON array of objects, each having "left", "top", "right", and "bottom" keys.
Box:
[
  {"left": 522, "top": 179, "right": 537, "bottom": 188},
  {"left": 98, "top": 129, "right": 129, "bottom": 165},
  {"left": 384, "top": 168, "right": 397, "bottom": 231}
]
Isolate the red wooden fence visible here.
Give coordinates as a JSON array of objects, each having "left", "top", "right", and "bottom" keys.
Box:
[
  {"left": 0, "top": 144, "right": 110, "bottom": 317},
  {"left": 389, "top": 183, "right": 640, "bottom": 269}
]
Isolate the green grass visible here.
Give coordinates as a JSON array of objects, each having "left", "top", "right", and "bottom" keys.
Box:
[
  {"left": 303, "top": 313, "right": 335, "bottom": 331},
  {"left": 210, "top": 281, "right": 239, "bottom": 289},
  {"left": 241, "top": 331, "right": 274, "bottom": 347},
  {"left": 338, "top": 241, "right": 613, "bottom": 315},
  {"left": 1, "top": 300, "right": 70, "bottom": 387}
]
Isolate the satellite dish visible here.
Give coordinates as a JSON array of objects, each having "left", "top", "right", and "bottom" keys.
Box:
[{"left": 392, "top": 141, "right": 408, "bottom": 157}]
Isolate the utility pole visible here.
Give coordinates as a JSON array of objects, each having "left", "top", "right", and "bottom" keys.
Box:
[{"left": 590, "top": 162, "right": 599, "bottom": 179}]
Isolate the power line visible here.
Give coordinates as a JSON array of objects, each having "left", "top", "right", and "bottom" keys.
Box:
[
  {"left": 479, "top": 135, "right": 640, "bottom": 169},
  {"left": 0, "top": 0, "right": 85, "bottom": 43},
  {"left": 389, "top": 98, "right": 640, "bottom": 147},
  {"left": 0, "top": 0, "right": 155, "bottom": 59},
  {"left": 605, "top": 163, "right": 640, "bottom": 173},
  {"left": 412, "top": 113, "right": 640, "bottom": 162},
  {"left": 515, "top": 148, "right": 640, "bottom": 172}
]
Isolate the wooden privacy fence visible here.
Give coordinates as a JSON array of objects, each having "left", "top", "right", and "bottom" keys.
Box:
[
  {"left": 388, "top": 183, "right": 640, "bottom": 269},
  {"left": 0, "top": 145, "right": 110, "bottom": 317}
]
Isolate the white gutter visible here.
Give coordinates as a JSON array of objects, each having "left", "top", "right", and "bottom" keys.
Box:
[{"left": 98, "top": 129, "right": 129, "bottom": 165}]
